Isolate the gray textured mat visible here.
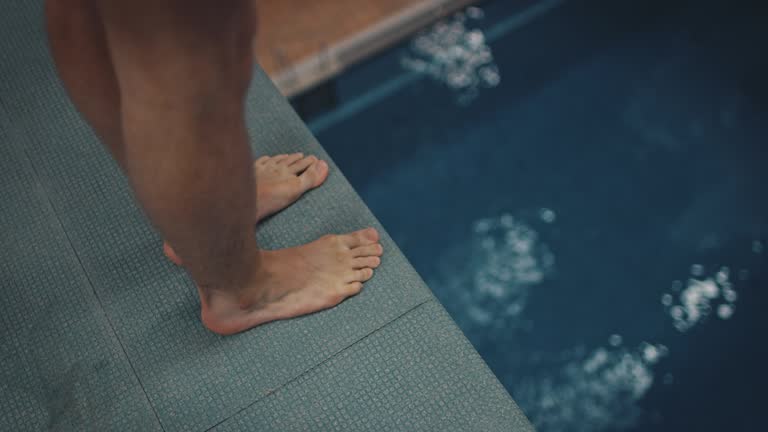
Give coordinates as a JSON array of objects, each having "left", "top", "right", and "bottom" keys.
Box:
[
  {"left": 0, "top": 115, "right": 162, "bottom": 431},
  {"left": 0, "top": 0, "right": 532, "bottom": 430},
  {"left": 212, "top": 302, "right": 532, "bottom": 432}
]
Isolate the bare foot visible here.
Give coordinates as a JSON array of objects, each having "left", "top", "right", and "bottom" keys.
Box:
[
  {"left": 199, "top": 228, "right": 384, "bottom": 335},
  {"left": 163, "top": 153, "right": 329, "bottom": 265},
  {"left": 251, "top": 153, "right": 329, "bottom": 221}
]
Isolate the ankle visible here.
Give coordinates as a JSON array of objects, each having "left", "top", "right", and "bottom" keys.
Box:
[
  {"left": 199, "top": 250, "right": 272, "bottom": 311},
  {"left": 235, "top": 251, "right": 276, "bottom": 309},
  {"left": 198, "top": 286, "right": 254, "bottom": 335}
]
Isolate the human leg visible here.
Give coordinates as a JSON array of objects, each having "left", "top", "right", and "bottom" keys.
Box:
[{"left": 53, "top": 0, "right": 383, "bottom": 335}]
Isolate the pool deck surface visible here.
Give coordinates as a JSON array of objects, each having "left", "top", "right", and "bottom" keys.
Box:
[
  {"left": 255, "top": 0, "right": 477, "bottom": 96},
  {"left": 0, "top": 0, "right": 532, "bottom": 430}
]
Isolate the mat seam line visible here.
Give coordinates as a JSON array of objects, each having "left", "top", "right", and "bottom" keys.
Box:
[
  {"left": 17, "top": 141, "right": 167, "bottom": 432},
  {"left": 204, "top": 297, "right": 435, "bottom": 431}
]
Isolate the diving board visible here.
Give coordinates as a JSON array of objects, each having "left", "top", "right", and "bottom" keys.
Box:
[{"left": 0, "top": 1, "right": 533, "bottom": 430}]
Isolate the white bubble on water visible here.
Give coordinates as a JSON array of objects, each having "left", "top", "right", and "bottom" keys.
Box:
[
  {"left": 515, "top": 343, "right": 666, "bottom": 432},
  {"left": 478, "top": 65, "right": 500, "bottom": 87},
  {"left": 669, "top": 305, "right": 684, "bottom": 320},
  {"left": 678, "top": 278, "right": 717, "bottom": 328},
  {"left": 715, "top": 266, "right": 730, "bottom": 284},
  {"left": 661, "top": 293, "right": 673, "bottom": 306},
  {"left": 658, "top": 344, "right": 669, "bottom": 356},
  {"left": 539, "top": 208, "right": 557, "bottom": 223},
  {"left": 663, "top": 265, "right": 740, "bottom": 331},
  {"left": 641, "top": 342, "right": 663, "bottom": 364},
  {"left": 753, "top": 240, "right": 763, "bottom": 254},
  {"left": 465, "top": 30, "right": 485, "bottom": 48},
  {"left": 401, "top": 6, "right": 499, "bottom": 103},
  {"left": 723, "top": 289, "right": 738, "bottom": 303},
  {"left": 506, "top": 302, "right": 524, "bottom": 316},
  {"left": 717, "top": 304, "right": 734, "bottom": 319},
  {"left": 474, "top": 218, "right": 492, "bottom": 233},
  {"left": 583, "top": 348, "right": 608, "bottom": 373},
  {"left": 609, "top": 334, "right": 623, "bottom": 347},
  {"left": 434, "top": 212, "right": 555, "bottom": 330},
  {"left": 663, "top": 373, "right": 674, "bottom": 385},
  {"left": 446, "top": 69, "right": 473, "bottom": 88}
]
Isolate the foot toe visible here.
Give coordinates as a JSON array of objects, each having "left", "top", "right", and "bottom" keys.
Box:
[
  {"left": 255, "top": 155, "right": 270, "bottom": 166},
  {"left": 343, "top": 227, "right": 379, "bottom": 248},
  {"left": 299, "top": 160, "right": 328, "bottom": 190},
  {"left": 289, "top": 155, "right": 318, "bottom": 174},
  {"left": 351, "top": 243, "right": 383, "bottom": 257},
  {"left": 349, "top": 267, "right": 374, "bottom": 282},
  {"left": 271, "top": 153, "right": 295, "bottom": 164},
  {"left": 279, "top": 152, "right": 304, "bottom": 165},
  {"left": 343, "top": 282, "right": 363, "bottom": 296},
  {"left": 352, "top": 256, "right": 381, "bottom": 269}
]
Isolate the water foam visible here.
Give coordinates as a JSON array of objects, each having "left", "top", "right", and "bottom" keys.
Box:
[
  {"left": 401, "top": 6, "right": 499, "bottom": 104},
  {"left": 463, "top": 213, "right": 554, "bottom": 327},
  {"left": 515, "top": 339, "right": 668, "bottom": 432},
  {"left": 663, "top": 265, "right": 739, "bottom": 332}
]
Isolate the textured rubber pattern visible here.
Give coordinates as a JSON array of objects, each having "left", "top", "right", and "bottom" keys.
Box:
[
  {"left": 0, "top": 1, "right": 533, "bottom": 430},
  {"left": 0, "top": 114, "right": 163, "bottom": 432},
  {"left": 211, "top": 302, "right": 533, "bottom": 432}
]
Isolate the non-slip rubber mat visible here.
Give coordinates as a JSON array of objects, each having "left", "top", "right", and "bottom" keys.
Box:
[
  {"left": 212, "top": 301, "right": 534, "bottom": 432},
  {"left": 0, "top": 115, "right": 162, "bottom": 431},
  {"left": 0, "top": 0, "right": 532, "bottom": 430}
]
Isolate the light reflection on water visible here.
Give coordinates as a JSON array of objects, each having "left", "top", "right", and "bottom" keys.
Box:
[{"left": 430, "top": 209, "right": 755, "bottom": 432}]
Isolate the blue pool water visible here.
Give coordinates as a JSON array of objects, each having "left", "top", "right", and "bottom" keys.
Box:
[{"left": 300, "top": 0, "right": 767, "bottom": 430}]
